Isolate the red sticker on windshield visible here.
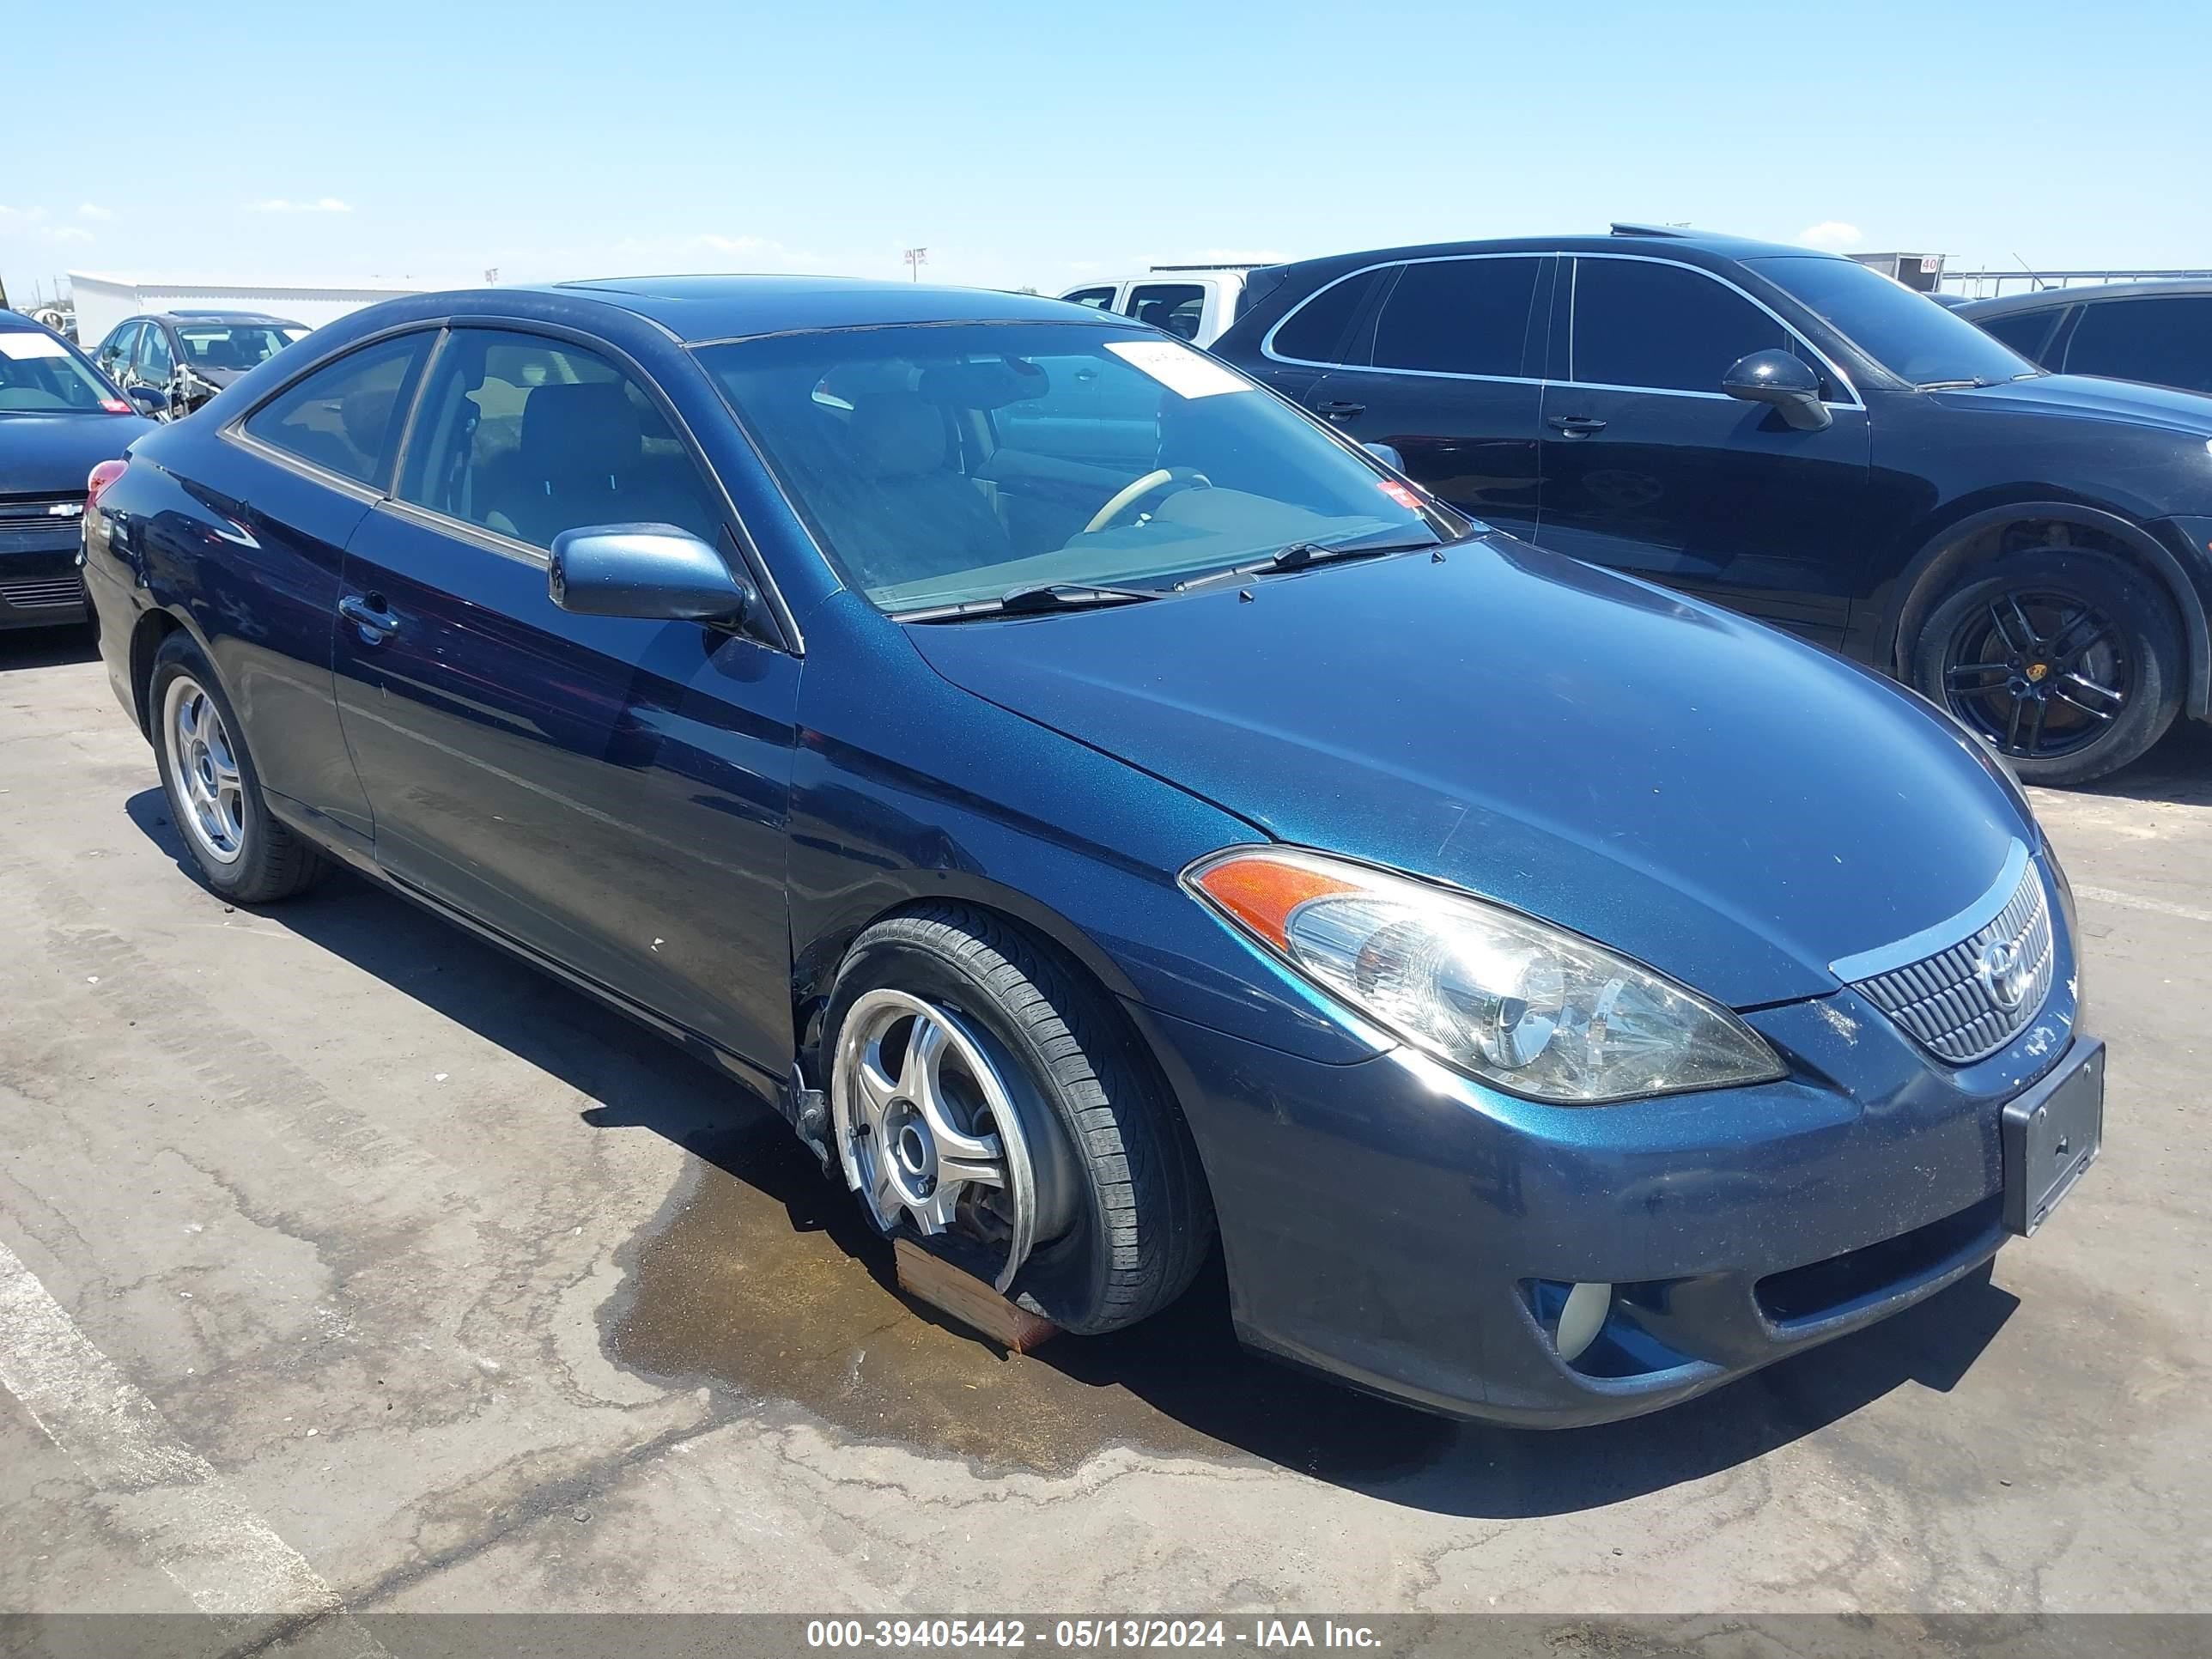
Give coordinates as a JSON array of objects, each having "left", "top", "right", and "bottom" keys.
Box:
[{"left": 1377, "top": 479, "right": 1423, "bottom": 511}]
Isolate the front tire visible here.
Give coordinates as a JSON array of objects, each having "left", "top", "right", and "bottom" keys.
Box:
[
  {"left": 149, "top": 634, "right": 327, "bottom": 902},
  {"left": 1911, "top": 550, "right": 2183, "bottom": 787},
  {"left": 823, "top": 906, "right": 1212, "bottom": 1335}
]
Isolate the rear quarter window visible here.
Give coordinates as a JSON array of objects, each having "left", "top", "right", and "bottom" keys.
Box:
[
  {"left": 1269, "top": 269, "right": 1384, "bottom": 365},
  {"left": 240, "top": 333, "right": 430, "bottom": 487}
]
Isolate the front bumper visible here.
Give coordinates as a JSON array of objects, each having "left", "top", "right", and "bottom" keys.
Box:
[{"left": 1131, "top": 863, "right": 2086, "bottom": 1428}]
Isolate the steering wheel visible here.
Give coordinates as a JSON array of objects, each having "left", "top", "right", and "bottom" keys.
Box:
[{"left": 1083, "top": 466, "right": 1212, "bottom": 535}]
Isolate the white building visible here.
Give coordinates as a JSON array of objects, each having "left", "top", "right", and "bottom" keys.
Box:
[{"left": 66, "top": 274, "right": 439, "bottom": 346}]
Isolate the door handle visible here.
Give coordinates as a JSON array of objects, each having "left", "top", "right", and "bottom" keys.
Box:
[
  {"left": 1315, "top": 399, "right": 1366, "bottom": 420},
  {"left": 1547, "top": 415, "right": 1608, "bottom": 437},
  {"left": 338, "top": 592, "right": 400, "bottom": 641}
]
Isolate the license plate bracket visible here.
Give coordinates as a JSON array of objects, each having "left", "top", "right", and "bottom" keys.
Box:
[{"left": 2002, "top": 1038, "right": 2104, "bottom": 1237}]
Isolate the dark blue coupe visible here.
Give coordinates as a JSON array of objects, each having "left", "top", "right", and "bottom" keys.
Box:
[{"left": 82, "top": 276, "right": 2101, "bottom": 1425}]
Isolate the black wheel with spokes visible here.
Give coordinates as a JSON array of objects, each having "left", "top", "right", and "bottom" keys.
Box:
[{"left": 1911, "top": 551, "right": 2182, "bottom": 787}]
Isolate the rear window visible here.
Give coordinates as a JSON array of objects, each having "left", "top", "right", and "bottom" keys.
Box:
[{"left": 1127, "top": 283, "right": 1205, "bottom": 341}]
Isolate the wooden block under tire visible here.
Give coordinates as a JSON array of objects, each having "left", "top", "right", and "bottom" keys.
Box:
[{"left": 894, "top": 1237, "right": 1059, "bottom": 1352}]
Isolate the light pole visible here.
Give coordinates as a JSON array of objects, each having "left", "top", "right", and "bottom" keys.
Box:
[{"left": 903, "top": 247, "right": 927, "bottom": 282}]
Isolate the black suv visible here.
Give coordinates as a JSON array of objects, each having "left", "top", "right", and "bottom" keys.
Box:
[
  {"left": 89, "top": 310, "right": 307, "bottom": 422},
  {"left": 1212, "top": 227, "right": 2212, "bottom": 785}
]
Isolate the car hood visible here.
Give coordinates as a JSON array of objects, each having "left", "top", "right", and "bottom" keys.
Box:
[
  {"left": 907, "top": 538, "right": 2032, "bottom": 1009},
  {"left": 1934, "top": 372, "right": 2212, "bottom": 435},
  {"left": 0, "top": 411, "right": 155, "bottom": 495}
]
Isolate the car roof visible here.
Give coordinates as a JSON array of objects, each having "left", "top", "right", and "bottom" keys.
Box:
[
  {"left": 143, "top": 310, "right": 304, "bottom": 326},
  {"left": 0, "top": 310, "right": 55, "bottom": 332},
  {"left": 1263, "top": 225, "right": 1832, "bottom": 279},
  {"left": 527, "top": 274, "right": 1131, "bottom": 343},
  {"left": 1959, "top": 279, "right": 2212, "bottom": 316}
]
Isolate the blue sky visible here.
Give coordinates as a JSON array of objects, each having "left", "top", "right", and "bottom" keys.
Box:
[{"left": 3, "top": 0, "right": 2205, "bottom": 307}]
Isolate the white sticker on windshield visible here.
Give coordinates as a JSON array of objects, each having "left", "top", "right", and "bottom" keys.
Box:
[
  {"left": 1106, "top": 339, "right": 1251, "bottom": 399},
  {"left": 0, "top": 331, "right": 71, "bottom": 361}
]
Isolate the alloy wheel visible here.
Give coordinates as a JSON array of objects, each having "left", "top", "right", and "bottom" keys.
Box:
[
  {"left": 162, "top": 676, "right": 246, "bottom": 865},
  {"left": 1940, "top": 587, "right": 2130, "bottom": 763},
  {"left": 830, "top": 988, "right": 1076, "bottom": 1293}
]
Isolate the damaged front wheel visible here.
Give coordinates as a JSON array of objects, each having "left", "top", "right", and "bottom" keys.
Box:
[{"left": 823, "top": 906, "right": 1212, "bottom": 1334}]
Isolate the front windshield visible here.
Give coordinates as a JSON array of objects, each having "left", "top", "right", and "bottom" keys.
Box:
[
  {"left": 0, "top": 328, "right": 125, "bottom": 415},
  {"left": 1743, "top": 256, "right": 2036, "bottom": 389},
  {"left": 177, "top": 323, "right": 300, "bottom": 372},
  {"left": 698, "top": 321, "right": 1462, "bottom": 612}
]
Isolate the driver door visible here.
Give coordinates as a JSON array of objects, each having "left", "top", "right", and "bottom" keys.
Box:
[{"left": 331, "top": 325, "right": 803, "bottom": 1070}]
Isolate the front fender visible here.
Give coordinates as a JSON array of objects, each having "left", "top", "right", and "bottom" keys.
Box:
[{"left": 786, "top": 594, "right": 1389, "bottom": 1069}]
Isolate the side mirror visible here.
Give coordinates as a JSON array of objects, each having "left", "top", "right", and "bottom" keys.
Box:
[
  {"left": 548, "top": 524, "right": 757, "bottom": 625},
  {"left": 1363, "top": 441, "right": 1408, "bottom": 471},
  {"left": 1722, "top": 349, "right": 1831, "bottom": 432},
  {"left": 126, "top": 385, "right": 167, "bottom": 418}
]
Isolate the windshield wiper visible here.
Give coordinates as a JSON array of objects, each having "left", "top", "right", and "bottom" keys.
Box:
[
  {"left": 896, "top": 581, "right": 1164, "bottom": 623},
  {"left": 1171, "top": 526, "right": 1444, "bottom": 593}
]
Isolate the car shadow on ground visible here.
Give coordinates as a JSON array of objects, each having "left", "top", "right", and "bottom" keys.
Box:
[
  {"left": 120, "top": 787, "right": 2019, "bottom": 1518},
  {"left": 2058, "top": 717, "right": 2212, "bottom": 809},
  {"left": 0, "top": 623, "right": 100, "bottom": 672}
]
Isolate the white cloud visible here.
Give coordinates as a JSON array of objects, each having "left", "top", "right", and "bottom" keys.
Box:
[
  {"left": 76, "top": 203, "right": 113, "bottom": 221},
  {"left": 0, "top": 204, "right": 46, "bottom": 224},
  {"left": 37, "top": 225, "right": 94, "bottom": 246},
  {"left": 1797, "top": 221, "right": 1863, "bottom": 251},
  {"left": 246, "top": 197, "right": 353, "bottom": 214}
]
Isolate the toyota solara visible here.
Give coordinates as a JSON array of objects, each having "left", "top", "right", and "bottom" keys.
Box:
[{"left": 81, "top": 277, "right": 2102, "bottom": 1425}]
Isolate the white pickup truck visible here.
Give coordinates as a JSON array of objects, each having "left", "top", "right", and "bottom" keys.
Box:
[{"left": 1056, "top": 267, "right": 1255, "bottom": 347}]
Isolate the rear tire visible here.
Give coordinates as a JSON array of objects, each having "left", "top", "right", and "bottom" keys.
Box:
[
  {"left": 823, "top": 905, "right": 1212, "bottom": 1335},
  {"left": 149, "top": 634, "right": 327, "bottom": 903},
  {"left": 1910, "top": 550, "right": 2183, "bottom": 787}
]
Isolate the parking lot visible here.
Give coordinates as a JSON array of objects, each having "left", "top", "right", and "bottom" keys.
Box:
[{"left": 2, "top": 622, "right": 2207, "bottom": 1623}]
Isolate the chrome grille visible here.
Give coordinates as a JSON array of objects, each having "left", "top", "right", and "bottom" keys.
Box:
[
  {"left": 1850, "top": 861, "right": 2054, "bottom": 1064},
  {"left": 0, "top": 495, "right": 82, "bottom": 550},
  {"left": 0, "top": 576, "right": 85, "bottom": 610}
]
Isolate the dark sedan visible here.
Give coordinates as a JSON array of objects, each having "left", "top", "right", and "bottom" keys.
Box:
[
  {"left": 1212, "top": 228, "right": 2212, "bottom": 786},
  {"left": 90, "top": 309, "right": 309, "bottom": 422},
  {"left": 1, "top": 310, "right": 155, "bottom": 630},
  {"left": 1960, "top": 280, "right": 2212, "bottom": 399},
  {"left": 82, "top": 277, "right": 2099, "bottom": 1426}
]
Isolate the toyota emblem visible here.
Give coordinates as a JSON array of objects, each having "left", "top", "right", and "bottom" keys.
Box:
[{"left": 1976, "top": 939, "right": 2031, "bottom": 1011}]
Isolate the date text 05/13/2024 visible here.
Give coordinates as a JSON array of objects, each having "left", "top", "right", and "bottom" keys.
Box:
[{"left": 804, "top": 1619, "right": 1382, "bottom": 1650}]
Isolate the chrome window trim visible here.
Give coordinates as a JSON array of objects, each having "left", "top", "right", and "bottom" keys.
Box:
[
  {"left": 1259, "top": 251, "right": 1545, "bottom": 378},
  {"left": 1829, "top": 839, "right": 2031, "bottom": 984},
  {"left": 369, "top": 495, "right": 552, "bottom": 569},
  {"left": 1569, "top": 252, "right": 1864, "bottom": 409},
  {"left": 224, "top": 315, "right": 804, "bottom": 655},
  {"left": 1262, "top": 249, "right": 1864, "bottom": 410},
  {"left": 225, "top": 428, "right": 391, "bottom": 505}
]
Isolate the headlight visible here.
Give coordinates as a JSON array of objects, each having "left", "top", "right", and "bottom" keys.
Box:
[{"left": 1184, "top": 847, "right": 1785, "bottom": 1104}]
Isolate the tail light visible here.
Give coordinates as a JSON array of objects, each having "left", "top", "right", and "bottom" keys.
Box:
[{"left": 87, "top": 459, "right": 128, "bottom": 515}]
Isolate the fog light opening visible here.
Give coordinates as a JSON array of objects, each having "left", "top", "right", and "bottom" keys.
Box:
[{"left": 1555, "top": 1281, "right": 1613, "bottom": 1364}]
